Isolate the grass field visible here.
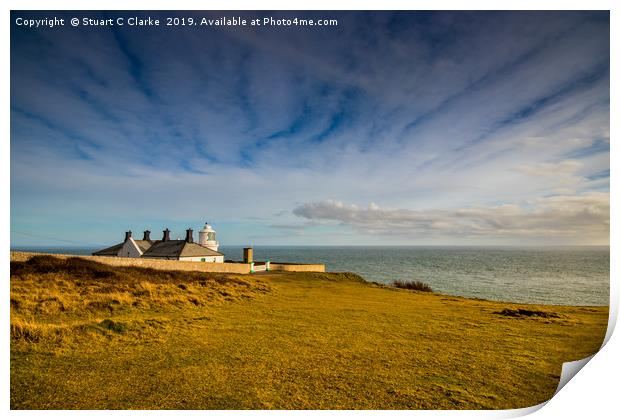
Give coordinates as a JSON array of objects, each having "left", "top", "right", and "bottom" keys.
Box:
[{"left": 10, "top": 255, "right": 608, "bottom": 409}]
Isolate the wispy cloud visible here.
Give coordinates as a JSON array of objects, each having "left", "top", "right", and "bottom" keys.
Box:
[{"left": 10, "top": 11, "right": 609, "bottom": 245}]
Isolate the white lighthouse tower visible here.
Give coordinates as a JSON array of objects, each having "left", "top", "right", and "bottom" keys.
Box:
[{"left": 198, "top": 222, "right": 219, "bottom": 251}]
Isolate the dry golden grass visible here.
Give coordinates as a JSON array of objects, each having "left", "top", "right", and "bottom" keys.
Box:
[
  {"left": 10, "top": 255, "right": 608, "bottom": 409},
  {"left": 10, "top": 256, "right": 269, "bottom": 317}
]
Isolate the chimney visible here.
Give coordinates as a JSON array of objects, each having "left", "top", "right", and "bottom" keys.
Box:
[
  {"left": 185, "top": 228, "right": 194, "bottom": 243},
  {"left": 143, "top": 230, "right": 151, "bottom": 241},
  {"left": 162, "top": 228, "right": 171, "bottom": 242},
  {"left": 124, "top": 231, "right": 132, "bottom": 242},
  {"left": 243, "top": 247, "right": 253, "bottom": 264}
]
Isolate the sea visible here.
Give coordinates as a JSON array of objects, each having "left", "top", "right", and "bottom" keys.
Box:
[{"left": 12, "top": 245, "right": 610, "bottom": 307}]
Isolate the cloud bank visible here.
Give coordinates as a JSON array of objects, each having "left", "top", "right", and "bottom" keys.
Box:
[{"left": 293, "top": 193, "right": 609, "bottom": 244}]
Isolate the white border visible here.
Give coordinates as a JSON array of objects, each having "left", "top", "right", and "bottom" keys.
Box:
[{"left": 3, "top": 1, "right": 616, "bottom": 418}]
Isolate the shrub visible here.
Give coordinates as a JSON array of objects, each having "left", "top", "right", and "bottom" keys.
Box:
[
  {"left": 494, "top": 308, "right": 560, "bottom": 319},
  {"left": 391, "top": 280, "right": 433, "bottom": 292},
  {"left": 98, "top": 319, "right": 126, "bottom": 333}
]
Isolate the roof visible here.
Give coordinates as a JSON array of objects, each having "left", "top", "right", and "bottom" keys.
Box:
[
  {"left": 141, "top": 240, "right": 223, "bottom": 258},
  {"left": 93, "top": 239, "right": 223, "bottom": 258},
  {"left": 92, "top": 242, "right": 124, "bottom": 256},
  {"left": 179, "top": 242, "right": 224, "bottom": 257},
  {"left": 133, "top": 240, "right": 153, "bottom": 253}
]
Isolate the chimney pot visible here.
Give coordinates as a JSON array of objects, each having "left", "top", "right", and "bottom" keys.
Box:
[
  {"left": 124, "top": 231, "right": 132, "bottom": 242},
  {"left": 162, "top": 228, "right": 171, "bottom": 242},
  {"left": 185, "top": 228, "right": 194, "bottom": 243},
  {"left": 143, "top": 230, "right": 151, "bottom": 241}
]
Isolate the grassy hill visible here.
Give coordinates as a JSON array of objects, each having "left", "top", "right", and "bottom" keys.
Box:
[{"left": 10, "top": 255, "right": 608, "bottom": 409}]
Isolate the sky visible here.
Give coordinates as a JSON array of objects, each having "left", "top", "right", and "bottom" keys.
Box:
[{"left": 10, "top": 11, "right": 610, "bottom": 247}]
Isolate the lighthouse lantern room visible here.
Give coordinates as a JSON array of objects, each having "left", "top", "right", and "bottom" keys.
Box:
[{"left": 198, "top": 222, "right": 219, "bottom": 252}]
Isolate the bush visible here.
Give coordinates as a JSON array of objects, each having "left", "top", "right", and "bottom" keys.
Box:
[
  {"left": 391, "top": 280, "right": 433, "bottom": 292},
  {"left": 99, "top": 319, "right": 127, "bottom": 333},
  {"left": 494, "top": 308, "right": 560, "bottom": 319}
]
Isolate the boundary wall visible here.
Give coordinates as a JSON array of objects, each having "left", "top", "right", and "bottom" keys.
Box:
[{"left": 10, "top": 252, "right": 326, "bottom": 274}]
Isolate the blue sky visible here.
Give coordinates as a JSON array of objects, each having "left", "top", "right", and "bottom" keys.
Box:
[{"left": 10, "top": 11, "right": 609, "bottom": 247}]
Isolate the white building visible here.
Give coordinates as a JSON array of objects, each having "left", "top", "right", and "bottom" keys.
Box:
[{"left": 93, "top": 225, "right": 224, "bottom": 263}]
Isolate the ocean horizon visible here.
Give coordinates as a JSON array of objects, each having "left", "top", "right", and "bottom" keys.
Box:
[{"left": 11, "top": 245, "right": 609, "bottom": 307}]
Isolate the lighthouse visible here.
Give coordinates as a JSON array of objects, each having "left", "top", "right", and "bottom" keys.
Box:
[{"left": 198, "top": 222, "right": 219, "bottom": 252}]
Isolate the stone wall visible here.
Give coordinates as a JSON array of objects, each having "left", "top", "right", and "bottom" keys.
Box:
[
  {"left": 10, "top": 252, "right": 252, "bottom": 274},
  {"left": 269, "top": 262, "right": 326, "bottom": 272},
  {"left": 10, "top": 252, "right": 326, "bottom": 274}
]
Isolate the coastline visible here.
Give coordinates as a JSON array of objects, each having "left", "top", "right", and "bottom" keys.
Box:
[
  {"left": 10, "top": 246, "right": 610, "bottom": 307},
  {"left": 9, "top": 251, "right": 609, "bottom": 307}
]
